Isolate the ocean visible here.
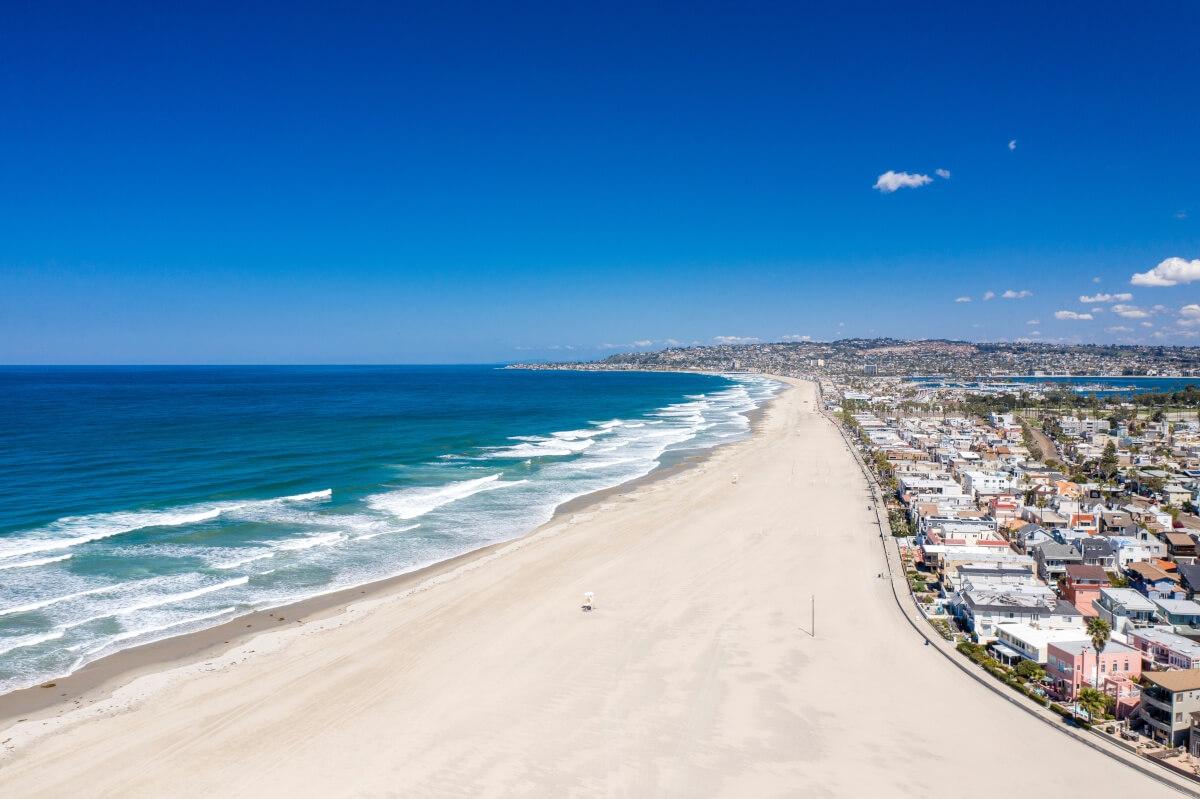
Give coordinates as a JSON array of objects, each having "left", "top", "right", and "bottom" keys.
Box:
[{"left": 0, "top": 366, "right": 780, "bottom": 694}]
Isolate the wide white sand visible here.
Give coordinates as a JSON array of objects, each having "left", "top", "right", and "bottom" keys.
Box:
[{"left": 0, "top": 379, "right": 1170, "bottom": 796}]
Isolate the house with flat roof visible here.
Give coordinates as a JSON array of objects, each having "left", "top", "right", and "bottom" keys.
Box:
[
  {"left": 991, "top": 623, "right": 1088, "bottom": 665},
  {"left": 1046, "top": 640, "right": 1140, "bottom": 702},
  {"left": 1152, "top": 597, "right": 1200, "bottom": 628},
  {"left": 957, "top": 588, "right": 1082, "bottom": 643},
  {"left": 1093, "top": 588, "right": 1158, "bottom": 634},
  {"left": 1129, "top": 627, "right": 1200, "bottom": 670}
]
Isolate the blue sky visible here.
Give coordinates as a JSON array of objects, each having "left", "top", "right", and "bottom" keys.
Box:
[{"left": 2, "top": 1, "right": 1198, "bottom": 363}]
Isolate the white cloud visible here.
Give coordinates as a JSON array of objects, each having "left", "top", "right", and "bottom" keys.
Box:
[
  {"left": 1055, "top": 310, "right": 1093, "bottom": 320},
  {"left": 1130, "top": 257, "right": 1200, "bottom": 287},
  {"left": 1112, "top": 304, "right": 1150, "bottom": 319},
  {"left": 1079, "top": 292, "right": 1132, "bottom": 303},
  {"left": 1008, "top": 139, "right": 1017, "bottom": 151},
  {"left": 1001, "top": 289, "right": 1032, "bottom": 299},
  {"left": 1106, "top": 326, "right": 1132, "bottom": 333},
  {"left": 935, "top": 168, "right": 951, "bottom": 179},
  {"left": 1181, "top": 304, "right": 1200, "bottom": 317},
  {"left": 1027, "top": 330, "right": 1041, "bottom": 336},
  {"left": 982, "top": 291, "right": 996, "bottom": 301},
  {"left": 1176, "top": 211, "right": 1189, "bottom": 220},
  {"left": 954, "top": 295, "right": 972, "bottom": 303},
  {"left": 663, "top": 338, "right": 683, "bottom": 347},
  {"left": 873, "top": 170, "right": 933, "bottom": 193},
  {"left": 1090, "top": 307, "right": 1105, "bottom": 314},
  {"left": 713, "top": 335, "right": 760, "bottom": 345},
  {"left": 1026, "top": 319, "right": 1039, "bottom": 325},
  {"left": 1092, "top": 276, "right": 1101, "bottom": 283},
  {"left": 1140, "top": 322, "right": 1154, "bottom": 328},
  {"left": 781, "top": 334, "right": 812, "bottom": 342},
  {"left": 632, "top": 339, "right": 654, "bottom": 347}
]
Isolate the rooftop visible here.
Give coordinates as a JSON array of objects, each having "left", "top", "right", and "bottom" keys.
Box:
[{"left": 1144, "top": 669, "right": 1200, "bottom": 693}]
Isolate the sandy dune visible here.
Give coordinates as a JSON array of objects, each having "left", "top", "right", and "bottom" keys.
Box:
[{"left": 0, "top": 379, "right": 1170, "bottom": 796}]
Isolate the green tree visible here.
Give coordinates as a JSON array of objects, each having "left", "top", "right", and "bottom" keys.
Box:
[
  {"left": 1077, "top": 687, "right": 1112, "bottom": 720},
  {"left": 1014, "top": 659, "right": 1045, "bottom": 683},
  {"left": 1098, "top": 440, "right": 1119, "bottom": 480}
]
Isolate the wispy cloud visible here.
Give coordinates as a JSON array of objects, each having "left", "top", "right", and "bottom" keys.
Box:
[
  {"left": 982, "top": 291, "right": 996, "bottom": 301},
  {"left": 1176, "top": 211, "right": 1189, "bottom": 220},
  {"left": 631, "top": 339, "right": 654, "bottom": 347},
  {"left": 1026, "top": 319, "right": 1039, "bottom": 325},
  {"left": 1055, "top": 310, "right": 1093, "bottom": 320},
  {"left": 1112, "top": 304, "right": 1150, "bottom": 319},
  {"left": 1079, "top": 292, "right": 1132, "bottom": 303},
  {"left": 1106, "top": 326, "right": 1132, "bottom": 333},
  {"left": 713, "top": 335, "right": 760, "bottom": 345},
  {"left": 1130, "top": 257, "right": 1200, "bottom": 287},
  {"left": 1008, "top": 139, "right": 1017, "bottom": 151},
  {"left": 1001, "top": 289, "right": 1032, "bottom": 299},
  {"left": 780, "top": 334, "right": 812, "bottom": 342},
  {"left": 935, "top": 168, "right": 951, "bottom": 179},
  {"left": 954, "top": 295, "right": 972, "bottom": 303},
  {"left": 873, "top": 171, "right": 933, "bottom": 193},
  {"left": 1182, "top": 304, "right": 1200, "bottom": 318}
]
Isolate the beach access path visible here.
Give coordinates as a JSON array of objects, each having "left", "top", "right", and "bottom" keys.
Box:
[{"left": 0, "top": 378, "right": 1171, "bottom": 797}]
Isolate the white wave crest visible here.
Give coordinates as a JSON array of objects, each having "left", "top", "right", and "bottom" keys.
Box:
[
  {"left": 110, "top": 607, "right": 238, "bottom": 644},
  {"left": 0, "top": 629, "right": 66, "bottom": 656},
  {"left": 368, "top": 474, "right": 528, "bottom": 520},
  {"left": 109, "top": 577, "right": 249, "bottom": 617},
  {"left": 0, "top": 584, "right": 124, "bottom": 617},
  {"left": 0, "top": 488, "right": 333, "bottom": 561},
  {"left": 0, "top": 554, "right": 73, "bottom": 570}
]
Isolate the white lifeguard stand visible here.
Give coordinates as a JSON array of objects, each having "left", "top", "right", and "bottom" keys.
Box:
[{"left": 582, "top": 591, "right": 595, "bottom": 612}]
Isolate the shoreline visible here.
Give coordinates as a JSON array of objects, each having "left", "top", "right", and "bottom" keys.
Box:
[
  {"left": 0, "top": 391, "right": 776, "bottom": 726},
  {"left": 0, "top": 376, "right": 1166, "bottom": 796}
]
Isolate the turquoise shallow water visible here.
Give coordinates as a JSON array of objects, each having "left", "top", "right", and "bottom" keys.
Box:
[{"left": 0, "top": 366, "right": 780, "bottom": 693}]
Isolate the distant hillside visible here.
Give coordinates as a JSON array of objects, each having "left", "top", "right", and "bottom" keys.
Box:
[{"left": 509, "top": 338, "right": 1200, "bottom": 378}]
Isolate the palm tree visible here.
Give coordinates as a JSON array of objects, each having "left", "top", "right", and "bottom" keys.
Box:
[{"left": 1086, "top": 617, "right": 1112, "bottom": 702}]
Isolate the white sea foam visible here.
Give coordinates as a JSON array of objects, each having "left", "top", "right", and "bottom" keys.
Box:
[
  {"left": 0, "top": 489, "right": 333, "bottom": 561},
  {"left": 109, "top": 606, "right": 238, "bottom": 644},
  {"left": 270, "top": 532, "right": 345, "bottom": 552},
  {"left": 0, "top": 629, "right": 66, "bottom": 656},
  {"left": 109, "top": 577, "right": 249, "bottom": 617},
  {"left": 368, "top": 474, "right": 529, "bottom": 520},
  {"left": 0, "top": 584, "right": 124, "bottom": 617},
  {"left": 212, "top": 551, "right": 276, "bottom": 570},
  {"left": 0, "top": 553, "right": 73, "bottom": 570},
  {"left": 355, "top": 523, "right": 420, "bottom": 541}
]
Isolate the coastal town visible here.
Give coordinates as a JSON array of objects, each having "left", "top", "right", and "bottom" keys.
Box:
[
  {"left": 513, "top": 338, "right": 1200, "bottom": 379},
  {"left": 826, "top": 368, "right": 1200, "bottom": 782}
]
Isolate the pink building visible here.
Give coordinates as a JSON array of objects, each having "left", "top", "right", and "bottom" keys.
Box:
[{"left": 1046, "top": 639, "right": 1141, "bottom": 702}]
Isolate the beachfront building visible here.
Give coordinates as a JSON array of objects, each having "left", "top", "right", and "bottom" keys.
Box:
[
  {"left": 1129, "top": 627, "right": 1200, "bottom": 670},
  {"left": 1046, "top": 640, "right": 1141, "bottom": 702},
  {"left": 992, "top": 623, "right": 1088, "bottom": 665},
  {"left": 1093, "top": 588, "right": 1158, "bottom": 634},
  {"left": 957, "top": 588, "right": 1083, "bottom": 643},
  {"left": 1137, "top": 670, "right": 1200, "bottom": 746}
]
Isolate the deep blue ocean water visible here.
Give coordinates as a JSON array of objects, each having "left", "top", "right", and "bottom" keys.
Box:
[{"left": 0, "top": 366, "right": 779, "bottom": 693}]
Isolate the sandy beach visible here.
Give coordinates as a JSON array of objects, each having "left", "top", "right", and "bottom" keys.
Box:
[{"left": 0, "top": 378, "right": 1172, "bottom": 796}]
